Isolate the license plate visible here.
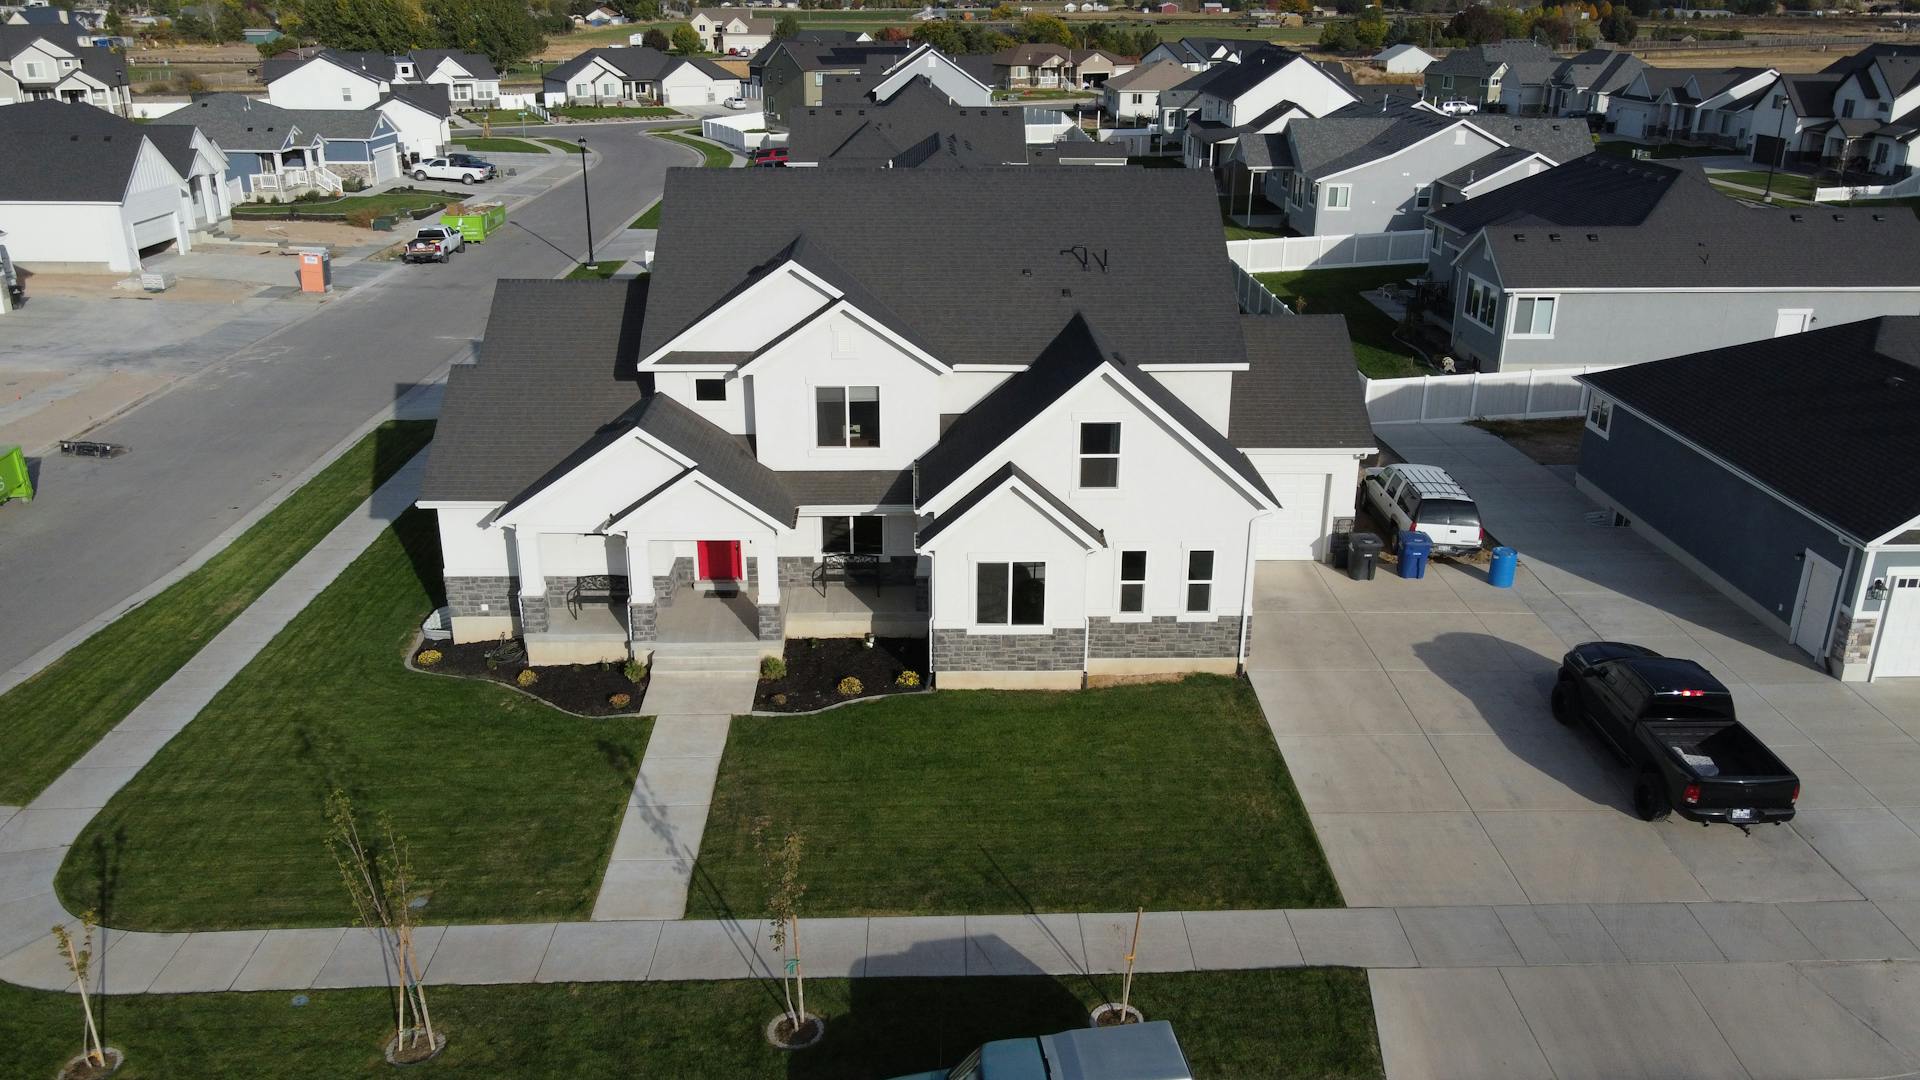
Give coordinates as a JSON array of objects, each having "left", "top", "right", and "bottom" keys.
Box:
[{"left": 1729, "top": 808, "right": 1754, "bottom": 822}]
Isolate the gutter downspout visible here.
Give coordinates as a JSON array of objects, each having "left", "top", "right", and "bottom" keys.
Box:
[
  {"left": 1082, "top": 545, "right": 1096, "bottom": 688},
  {"left": 1237, "top": 510, "right": 1271, "bottom": 674}
]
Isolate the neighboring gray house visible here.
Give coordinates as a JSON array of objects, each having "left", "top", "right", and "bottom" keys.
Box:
[
  {"left": 785, "top": 79, "right": 1025, "bottom": 167},
  {"left": 160, "top": 94, "right": 403, "bottom": 195},
  {"left": 1141, "top": 36, "right": 1245, "bottom": 72},
  {"left": 1422, "top": 152, "right": 1685, "bottom": 281},
  {"left": 1422, "top": 40, "right": 1561, "bottom": 113},
  {"left": 1546, "top": 47, "right": 1646, "bottom": 117},
  {"left": 1603, "top": 66, "right": 1774, "bottom": 147},
  {"left": 1574, "top": 317, "right": 1920, "bottom": 682},
  {"left": 818, "top": 44, "right": 995, "bottom": 109},
  {"left": 1270, "top": 105, "right": 1591, "bottom": 236},
  {"left": 1432, "top": 157, "right": 1920, "bottom": 372},
  {"left": 755, "top": 40, "right": 914, "bottom": 125}
]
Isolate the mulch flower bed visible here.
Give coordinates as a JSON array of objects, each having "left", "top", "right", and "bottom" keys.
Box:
[
  {"left": 413, "top": 639, "right": 647, "bottom": 717},
  {"left": 755, "top": 636, "right": 930, "bottom": 713}
]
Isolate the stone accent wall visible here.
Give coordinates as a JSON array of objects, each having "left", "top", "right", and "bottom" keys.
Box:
[
  {"left": 779, "top": 556, "right": 817, "bottom": 590},
  {"left": 445, "top": 576, "right": 513, "bottom": 618},
  {"left": 933, "top": 627, "right": 1086, "bottom": 671},
  {"left": 654, "top": 558, "right": 696, "bottom": 608},
  {"left": 757, "top": 604, "right": 783, "bottom": 641},
  {"left": 329, "top": 162, "right": 374, "bottom": 185},
  {"left": 1835, "top": 609, "right": 1876, "bottom": 668},
  {"left": 521, "top": 595, "right": 550, "bottom": 635},
  {"left": 1087, "top": 616, "right": 1241, "bottom": 659},
  {"left": 629, "top": 601, "right": 657, "bottom": 644}
]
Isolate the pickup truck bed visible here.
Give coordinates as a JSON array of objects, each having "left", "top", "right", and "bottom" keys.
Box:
[{"left": 1554, "top": 642, "right": 1799, "bottom": 825}]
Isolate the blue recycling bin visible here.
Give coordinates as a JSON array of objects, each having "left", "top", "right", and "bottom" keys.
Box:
[
  {"left": 1489, "top": 546, "right": 1518, "bottom": 588},
  {"left": 1398, "top": 530, "right": 1432, "bottom": 580}
]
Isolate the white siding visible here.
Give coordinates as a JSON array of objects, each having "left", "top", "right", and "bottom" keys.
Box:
[
  {"left": 268, "top": 58, "right": 385, "bottom": 109},
  {"left": 438, "top": 506, "right": 512, "bottom": 574},
  {"left": 743, "top": 308, "right": 942, "bottom": 473}
]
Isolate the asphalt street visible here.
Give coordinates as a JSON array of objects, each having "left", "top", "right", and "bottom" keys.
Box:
[{"left": 0, "top": 122, "right": 695, "bottom": 678}]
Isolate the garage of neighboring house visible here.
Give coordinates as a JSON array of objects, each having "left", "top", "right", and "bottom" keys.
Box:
[
  {"left": 1228, "top": 315, "right": 1378, "bottom": 561},
  {"left": 660, "top": 56, "right": 742, "bottom": 107},
  {"left": 1575, "top": 317, "right": 1920, "bottom": 681},
  {"left": 0, "top": 122, "right": 192, "bottom": 274}
]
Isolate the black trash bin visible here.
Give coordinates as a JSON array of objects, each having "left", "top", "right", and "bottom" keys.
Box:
[{"left": 1348, "top": 532, "right": 1383, "bottom": 581}]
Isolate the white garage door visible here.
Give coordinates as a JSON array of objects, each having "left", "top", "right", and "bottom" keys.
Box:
[
  {"left": 663, "top": 84, "right": 699, "bottom": 107},
  {"left": 373, "top": 146, "right": 401, "bottom": 183},
  {"left": 1878, "top": 570, "right": 1920, "bottom": 679},
  {"left": 131, "top": 212, "right": 176, "bottom": 248},
  {"left": 1255, "top": 471, "right": 1330, "bottom": 560}
]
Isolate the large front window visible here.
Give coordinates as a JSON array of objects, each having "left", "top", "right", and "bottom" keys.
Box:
[
  {"left": 977, "top": 561, "right": 1045, "bottom": 626},
  {"left": 1509, "top": 295, "right": 1556, "bottom": 338},
  {"left": 815, "top": 386, "right": 880, "bottom": 448},
  {"left": 1464, "top": 276, "right": 1499, "bottom": 330},
  {"left": 822, "top": 515, "right": 883, "bottom": 555}
]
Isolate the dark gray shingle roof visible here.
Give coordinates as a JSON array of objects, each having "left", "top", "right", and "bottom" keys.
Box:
[
  {"left": 1580, "top": 316, "right": 1920, "bottom": 542},
  {"left": 787, "top": 80, "right": 1025, "bottom": 167},
  {"left": 1431, "top": 155, "right": 1703, "bottom": 234},
  {"left": 156, "top": 94, "right": 315, "bottom": 151},
  {"left": 917, "top": 462, "right": 1104, "bottom": 547},
  {"left": 0, "top": 130, "right": 142, "bottom": 201},
  {"left": 1229, "top": 316, "right": 1375, "bottom": 451},
  {"left": 780, "top": 470, "right": 914, "bottom": 506},
  {"left": 640, "top": 167, "right": 1245, "bottom": 369}
]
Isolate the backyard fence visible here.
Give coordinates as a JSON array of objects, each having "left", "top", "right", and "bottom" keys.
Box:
[
  {"left": 1227, "top": 230, "right": 1428, "bottom": 274},
  {"left": 1232, "top": 263, "right": 1293, "bottom": 315},
  {"left": 701, "top": 113, "right": 784, "bottom": 152},
  {"left": 1363, "top": 364, "right": 1615, "bottom": 425}
]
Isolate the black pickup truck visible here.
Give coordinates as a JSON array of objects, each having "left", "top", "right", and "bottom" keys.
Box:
[{"left": 1551, "top": 642, "right": 1799, "bottom": 825}]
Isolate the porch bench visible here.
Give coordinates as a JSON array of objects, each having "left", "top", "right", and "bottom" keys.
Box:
[{"left": 565, "top": 574, "right": 628, "bottom": 616}]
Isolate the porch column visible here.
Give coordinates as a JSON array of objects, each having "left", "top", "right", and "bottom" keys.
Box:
[
  {"left": 513, "top": 527, "right": 549, "bottom": 634},
  {"left": 622, "top": 532, "right": 656, "bottom": 645},
  {"left": 754, "top": 535, "right": 782, "bottom": 642}
]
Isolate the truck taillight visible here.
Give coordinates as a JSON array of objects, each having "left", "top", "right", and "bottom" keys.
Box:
[
  {"left": 1682, "top": 782, "right": 1701, "bottom": 806},
  {"left": 1791, "top": 782, "right": 1800, "bottom": 803}
]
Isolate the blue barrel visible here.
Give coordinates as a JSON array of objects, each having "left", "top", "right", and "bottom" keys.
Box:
[
  {"left": 1489, "top": 546, "right": 1518, "bottom": 588},
  {"left": 1398, "top": 530, "right": 1431, "bottom": 580}
]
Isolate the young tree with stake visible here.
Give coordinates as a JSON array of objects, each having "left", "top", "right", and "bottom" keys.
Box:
[
  {"left": 325, "top": 790, "right": 441, "bottom": 1061},
  {"left": 755, "top": 819, "right": 810, "bottom": 1043},
  {"left": 51, "top": 912, "right": 108, "bottom": 1071}
]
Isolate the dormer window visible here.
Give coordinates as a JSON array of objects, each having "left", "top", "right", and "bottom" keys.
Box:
[
  {"left": 815, "top": 386, "right": 879, "bottom": 448},
  {"left": 1078, "top": 422, "right": 1120, "bottom": 488}
]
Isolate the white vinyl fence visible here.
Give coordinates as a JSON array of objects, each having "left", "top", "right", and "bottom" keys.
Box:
[
  {"left": 1227, "top": 229, "right": 1428, "bottom": 274},
  {"left": 1232, "top": 263, "right": 1293, "bottom": 315},
  {"left": 1364, "top": 365, "right": 1615, "bottom": 425},
  {"left": 701, "top": 113, "right": 784, "bottom": 152}
]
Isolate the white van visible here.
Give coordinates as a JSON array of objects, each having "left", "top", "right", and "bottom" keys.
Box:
[{"left": 1361, "top": 463, "right": 1485, "bottom": 556}]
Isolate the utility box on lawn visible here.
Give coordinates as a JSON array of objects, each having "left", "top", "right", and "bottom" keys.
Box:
[
  {"left": 0, "top": 445, "right": 32, "bottom": 504},
  {"left": 441, "top": 201, "right": 506, "bottom": 243},
  {"left": 295, "top": 247, "right": 332, "bottom": 293}
]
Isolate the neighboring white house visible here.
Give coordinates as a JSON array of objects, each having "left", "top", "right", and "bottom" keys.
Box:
[
  {"left": 860, "top": 42, "right": 995, "bottom": 107},
  {"left": 1101, "top": 59, "right": 1192, "bottom": 124},
  {"left": 690, "top": 7, "right": 775, "bottom": 55},
  {"left": 0, "top": 100, "right": 228, "bottom": 273},
  {"left": 377, "top": 84, "right": 452, "bottom": 162},
  {"left": 1181, "top": 45, "right": 1358, "bottom": 170},
  {"left": 0, "top": 21, "right": 130, "bottom": 114},
  {"left": 416, "top": 167, "right": 1377, "bottom": 684},
  {"left": 543, "top": 46, "right": 741, "bottom": 107},
  {"left": 1374, "top": 44, "right": 1435, "bottom": 75},
  {"left": 262, "top": 48, "right": 501, "bottom": 112}
]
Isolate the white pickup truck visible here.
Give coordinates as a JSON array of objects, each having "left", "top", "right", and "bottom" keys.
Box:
[
  {"left": 411, "top": 157, "right": 492, "bottom": 184},
  {"left": 403, "top": 226, "right": 465, "bottom": 264}
]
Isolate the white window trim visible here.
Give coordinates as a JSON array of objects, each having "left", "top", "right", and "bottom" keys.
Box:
[
  {"left": 1324, "top": 183, "right": 1352, "bottom": 211},
  {"left": 1414, "top": 183, "right": 1432, "bottom": 209},
  {"left": 1073, "top": 416, "right": 1123, "bottom": 496},
  {"left": 809, "top": 382, "right": 882, "bottom": 453},
  {"left": 1507, "top": 293, "right": 1558, "bottom": 340},
  {"left": 1585, "top": 398, "right": 1613, "bottom": 440},
  {"left": 1463, "top": 274, "right": 1499, "bottom": 331},
  {"left": 1114, "top": 547, "right": 1149, "bottom": 622},
  {"left": 970, "top": 556, "right": 1051, "bottom": 633},
  {"left": 693, "top": 377, "right": 728, "bottom": 403},
  {"left": 1180, "top": 546, "right": 1216, "bottom": 620}
]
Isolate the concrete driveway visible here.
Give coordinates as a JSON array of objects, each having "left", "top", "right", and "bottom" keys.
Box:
[{"left": 1251, "top": 422, "right": 1920, "bottom": 1079}]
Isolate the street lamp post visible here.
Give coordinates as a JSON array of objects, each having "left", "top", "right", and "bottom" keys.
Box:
[{"left": 578, "top": 136, "right": 594, "bottom": 269}]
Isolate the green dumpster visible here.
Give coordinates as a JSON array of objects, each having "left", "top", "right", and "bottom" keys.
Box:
[
  {"left": 440, "top": 201, "right": 507, "bottom": 243},
  {"left": 0, "top": 445, "right": 32, "bottom": 504}
]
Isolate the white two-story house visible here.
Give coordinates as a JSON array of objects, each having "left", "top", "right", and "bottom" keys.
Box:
[
  {"left": 418, "top": 167, "right": 1376, "bottom": 687},
  {"left": 1181, "top": 45, "right": 1358, "bottom": 171},
  {"left": 0, "top": 22, "right": 129, "bottom": 113},
  {"left": 263, "top": 48, "right": 500, "bottom": 112}
]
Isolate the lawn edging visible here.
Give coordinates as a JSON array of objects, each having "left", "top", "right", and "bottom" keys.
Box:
[
  {"left": 746, "top": 684, "right": 933, "bottom": 718},
  {"left": 405, "top": 633, "right": 651, "bottom": 720}
]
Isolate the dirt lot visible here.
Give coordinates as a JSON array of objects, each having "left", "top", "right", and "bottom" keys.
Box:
[
  {"left": 1468, "top": 417, "right": 1586, "bottom": 467},
  {"left": 19, "top": 271, "right": 257, "bottom": 304},
  {"left": 227, "top": 218, "right": 398, "bottom": 251}
]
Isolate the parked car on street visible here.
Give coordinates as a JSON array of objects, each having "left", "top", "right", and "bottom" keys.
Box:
[
  {"left": 403, "top": 226, "right": 465, "bottom": 263},
  {"left": 752, "top": 146, "right": 789, "bottom": 167},
  {"left": 1438, "top": 99, "right": 1479, "bottom": 115},
  {"left": 890, "top": 1020, "right": 1192, "bottom": 1080},
  {"left": 411, "top": 157, "right": 492, "bottom": 184},
  {"left": 1360, "top": 463, "right": 1484, "bottom": 556},
  {"left": 1552, "top": 642, "right": 1800, "bottom": 824}
]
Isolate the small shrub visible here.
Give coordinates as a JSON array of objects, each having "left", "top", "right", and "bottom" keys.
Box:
[
  {"left": 608, "top": 692, "right": 632, "bottom": 709},
  {"left": 415, "top": 648, "right": 443, "bottom": 668},
  {"left": 760, "top": 655, "right": 787, "bottom": 681},
  {"left": 772, "top": 692, "right": 788, "bottom": 706},
  {"left": 623, "top": 658, "right": 647, "bottom": 683},
  {"left": 516, "top": 668, "right": 539, "bottom": 688},
  {"left": 343, "top": 176, "right": 367, "bottom": 193},
  {"left": 895, "top": 670, "right": 921, "bottom": 688},
  {"left": 836, "top": 676, "right": 863, "bottom": 697}
]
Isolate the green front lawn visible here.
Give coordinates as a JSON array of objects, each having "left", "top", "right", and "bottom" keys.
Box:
[
  {"left": 549, "top": 104, "right": 679, "bottom": 119},
  {"left": 1707, "top": 168, "right": 1818, "bottom": 199},
  {"left": 53, "top": 510, "right": 650, "bottom": 931},
  {"left": 653, "top": 130, "right": 735, "bottom": 168},
  {"left": 451, "top": 135, "right": 550, "bottom": 154},
  {"left": 538, "top": 137, "right": 587, "bottom": 154},
  {"left": 232, "top": 189, "right": 448, "bottom": 219},
  {"left": 630, "top": 199, "right": 662, "bottom": 229},
  {"left": 1226, "top": 221, "right": 1290, "bottom": 241},
  {"left": 566, "top": 259, "right": 627, "bottom": 279},
  {"left": 0, "top": 969, "right": 1382, "bottom": 1079},
  {"left": 1256, "top": 267, "right": 1426, "bottom": 379},
  {"left": 0, "top": 421, "right": 433, "bottom": 806},
  {"left": 691, "top": 676, "right": 1340, "bottom": 919}
]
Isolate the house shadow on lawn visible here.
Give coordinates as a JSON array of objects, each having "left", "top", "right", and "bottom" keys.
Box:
[{"left": 1410, "top": 632, "right": 1633, "bottom": 814}]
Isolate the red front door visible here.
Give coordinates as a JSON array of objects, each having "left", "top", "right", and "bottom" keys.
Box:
[{"left": 696, "top": 540, "right": 742, "bottom": 582}]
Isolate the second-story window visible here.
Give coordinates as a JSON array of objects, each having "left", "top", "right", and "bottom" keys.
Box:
[
  {"left": 1079, "top": 422, "right": 1120, "bottom": 488},
  {"left": 1325, "top": 184, "right": 1352, "bottom": 210},
  {"left": 816, "top": 386, "right": 880, "bottom": 448},
  {"left": 695, "top": 378, "right": 727, "bottom": 402}
]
